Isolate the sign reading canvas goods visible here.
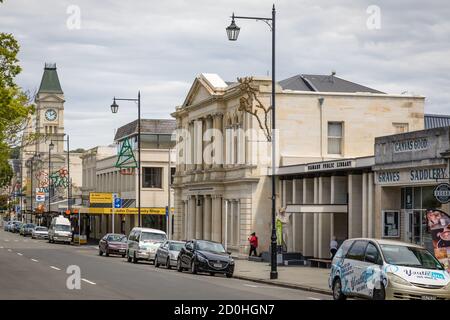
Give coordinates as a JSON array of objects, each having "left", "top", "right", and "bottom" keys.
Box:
[
  {"left": 393, "top": 137, "right": 428, "bottom": 153},
  {"left": 376, "top": 167, "right": 447, "bottom": 185},
  {"left": 434, "top": 183, "right": 450, "bottom": 204},
  {"left": 306, "top": 160, "right": 355, "bottom": 172}
]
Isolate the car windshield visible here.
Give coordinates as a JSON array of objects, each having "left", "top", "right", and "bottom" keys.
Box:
[
  {"left": 141, "top": 232, "right": 166, "bottom": 242},
  {"left": 108, "top": 234, "right": 127, "bottom": 242},
  {"left": 55, "top": 225, "right": 71, "bottom": 232},
  {"left": 195, "top": 241, "right": 226, "bottom": 254},
  {"left": 169, "top": 242, "right": 185, "bottom": 251},
  {"left": 35, "top": 227, "right": 47, "bottom": 231},
  {"left": 381, "top": 244, "right": 444, "bottom": 270}
]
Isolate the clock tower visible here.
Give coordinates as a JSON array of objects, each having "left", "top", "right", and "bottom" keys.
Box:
[{"left": 35, "top": 63, "right": 65, "bottom": 153}]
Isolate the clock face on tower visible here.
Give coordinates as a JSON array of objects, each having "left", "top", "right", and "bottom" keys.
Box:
[{"left": 45, "top": 108, "right": 57, "bottom": 121}]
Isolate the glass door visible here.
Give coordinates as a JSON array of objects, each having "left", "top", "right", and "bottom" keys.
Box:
[{"left": 407, "top": 210, "right": 423, "bottom": 245}]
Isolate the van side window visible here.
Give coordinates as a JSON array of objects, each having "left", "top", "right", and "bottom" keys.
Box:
[
  {"left": 346, "top": 241, "right": 368, "bottom": 261},
  {"left": 129, "top": 231, "right": 135, "bottom": 241},
  {"left": 136, "top": 231, "right": 141, "bottom": 242},
  {"left": 365, "top": 243, "right": 382, "bottom": 265}
]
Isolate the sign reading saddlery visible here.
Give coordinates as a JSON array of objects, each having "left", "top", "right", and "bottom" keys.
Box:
[
  {"left": 376, "top": 167, "right": 447, "bottom": 185},
  {"left": 434, "top": 183, "right": 450, "bottom": 204}
]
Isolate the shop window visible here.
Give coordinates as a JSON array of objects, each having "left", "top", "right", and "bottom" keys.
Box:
[
  {"left": 422, "top": 186, "right": 442, "bottom": 209},
  {"left": 327, "top": 122, "right": 343, "bottom": 155},
  {"left": 382, "top": 210, "right": 400, "bottom": 238},
  {"left": 142, "top": 167, "right": 162, "bottom": 188},
  {"left": 393, "top": 122, "right": 409, "bottom": 134}
]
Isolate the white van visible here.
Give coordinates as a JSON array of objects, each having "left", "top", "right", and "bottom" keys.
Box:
[
  {"left": 329, "top": 238, "right": 450, "bottom": 300},
  {"left": 126, "top": 227, "right": 167, "bottom": 264},
  {"left": 48, "top": 215, "right": 72, "bottom": 244}
]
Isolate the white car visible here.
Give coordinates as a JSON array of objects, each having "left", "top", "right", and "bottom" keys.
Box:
[
  {"left": 329, "top": 238, "right": 450, "bottom": 300},
  {"left": 126, "top": 227, "right": 167, "bottom": 264},
  {"left": 32, "top": 226, "right": 49, "bottom": 239}
]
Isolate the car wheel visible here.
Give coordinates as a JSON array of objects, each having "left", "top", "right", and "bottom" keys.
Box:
[
  {"left": 133, "top": 252, "right": 138, "bottom": 264},
  {"left": 105, "top": 249, "right": 109, "bottom": 257},
  {"left": 373, "top": 284, "right": 386, "bottom": 300},
  {"left": 177, "top": 259, "right": 183, "bottom": 272},
  {"left": 99, "top": 249, "right": 103, "bottom": 256},
  {"left": 226, "top": 273, "right": 233, "bottom": 278},
  {"left": 190, "top": 260, "right": 197, "bottom": 274},
  {"left": 127, "top": 251, "right": 132, "bottom": 263},
  {"left": 332, "top": 278, "right": 347, "bottom": 301},
  {"left": 155, "top": 255, "right": 160, "bottom": 268},
  {"left": 122, "top": 254, "right": 126, "bottom": 258},
  {"left": 166, "top": 257, "right": 171, "bottom": 270}
]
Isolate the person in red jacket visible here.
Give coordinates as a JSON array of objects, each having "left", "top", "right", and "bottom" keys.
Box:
[{"left": 248, "top": 232, "right": 258, "bottom": 257}]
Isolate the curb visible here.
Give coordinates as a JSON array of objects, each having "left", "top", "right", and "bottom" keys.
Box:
[{"left": 233, "top": 274, "right": 332, "bottom": 296}]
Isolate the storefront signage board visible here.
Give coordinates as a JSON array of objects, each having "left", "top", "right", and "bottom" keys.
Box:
[
  {"left": 306, "top": 160, "right": 355, "bottom": 172},
  {"left": 376, "top": 167, "right": 447, "bottom": 185}
]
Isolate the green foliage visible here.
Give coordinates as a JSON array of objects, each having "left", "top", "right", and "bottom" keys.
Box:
[
  {"left": 71, "top": 148, "right": 86, "bottom": 153},
  {"left": 0, "top": 33, "right": 34, "bottom": 188}
]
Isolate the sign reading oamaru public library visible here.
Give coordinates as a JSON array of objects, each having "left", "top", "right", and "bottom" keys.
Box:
[{"left": 376, "top": 167, "right": 448, "bottom": 185}]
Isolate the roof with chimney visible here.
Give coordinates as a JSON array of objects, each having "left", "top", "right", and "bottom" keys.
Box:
[{"left": 38, "top": 63, "right": 63, "bottom": 94}]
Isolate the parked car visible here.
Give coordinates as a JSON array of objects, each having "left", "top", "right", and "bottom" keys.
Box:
[
  {"left": 3, "top": 221, "right": 12, "bottom": 231},
  {"left": 48, "top": 216, "right": 72, "bottom": 244},
  {"left": 155, "top": 240, "right": 186, "bottom": 269},
  {"left": 177, "top": 240, "right": 234, "bottom": 278},
  {"left": 329, "top": 238, "right": 450, "bottom": 300},
  {"left": 126, "top": 227, "right": 167, "bottom": 264},
  {"left": 32, "top": 226, "right": 49, "bottom": 239},
  {"left": 20, "top": 223, "right": 36, "bottom": 236},
  {"left": 12, "top": 222, "right": 23, "bottom": 233},
  {"left": 99, "top": 233, "right": 127, "bottom": 257}
]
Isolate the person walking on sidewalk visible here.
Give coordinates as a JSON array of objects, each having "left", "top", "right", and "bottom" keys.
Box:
[
  {"left": 330, "top": 236, "right": 338, "bottom": 259},
  {"left": 248, "top": 232, "right": 258, "bottom": 257}
]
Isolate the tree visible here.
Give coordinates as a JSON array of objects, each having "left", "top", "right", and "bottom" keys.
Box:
[
  {"left": 0, "top": 32, "right": 34, "bottom": 188},
  {"left": 238, "top": 77, "right": 272, "bottom": 142}
]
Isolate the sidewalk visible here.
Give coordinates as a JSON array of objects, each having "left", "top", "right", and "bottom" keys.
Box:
[{"left": 233, "top": 259, "right": 331, "bottom": 295}]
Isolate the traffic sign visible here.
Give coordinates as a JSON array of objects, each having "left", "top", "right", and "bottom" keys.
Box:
[
  {"left": 434, "top": 183, "right": 450, "bottom": 204},
  {"left": 114, "top": 197, "right": 122, "bottom": 208},
  {"left": 36, "top": 192, "right": 46, "bottom": 202}
]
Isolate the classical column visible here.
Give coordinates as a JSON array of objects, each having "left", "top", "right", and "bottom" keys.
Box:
[
  {"left": 211, "top": 195, "right": 222, "bottom": 242},
  {"left": 188, "top": 121, "right": 194, "bottom": 171},
  {"left": 368, "top": 173, "right": 374, "bottom": 238},
  {"left": 203, "top": 195, "right": 212, "bottom": 240},
  {"left": 188, "top": 196, "right": 196, "bottom": 239},
  {"left": 212, "top": 113, "right": 223, "bottom": 168},
  {"left": 313, "top": 177, "right": 319, "bottom": 258},
  {"left": 195, "top": 195, "right": 203, "bottom": 239},
  {"left": 195, "top": 119, "right": 203, "bottom": 171},
  {"left": 205, "top": 116, "right": 213, "bottom": 170},
  {"left": 362, "top": 172, "right": 368, "bottom": 238}
]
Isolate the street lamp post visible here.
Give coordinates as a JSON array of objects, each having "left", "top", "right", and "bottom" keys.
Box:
[
  {"left": 48, "top": 141, "right": 54, "bottom": 221},
  {"left": 226, "top": 5, "right": 278, "bottom": 279},
  {"left": 110, "top": 92, "right": 142, "bottom": 227}
]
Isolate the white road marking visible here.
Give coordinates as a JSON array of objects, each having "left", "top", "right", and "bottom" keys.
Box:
[
  {"left": 17, "top": 253, "right": 23, "bottom": 256},
  {"left": 308, "top": 297, "right": 321, "bottom": 300},
  {"left": 243, "top": 284, "right": 259, "bottom": 288},
  {"left": 0, "top": 246, "right": 3, "bottom": 249},
  {"left": 7, "top": 249, "right": 12, "bottom": 252},
  {"left": 4, "top": 239, "right": 9, "bottom": 242},
  {"left": 31, "top": 259, "right": 39, "bottom": 262},
  {"left": 50, "top": 266, "right": 61, "bottom": 271},
  {"left": 81, "top": 279, "right": 96, "bottom": 285},
  {"left": 14, "top": 240, "right": 18, "bottom": 242}
]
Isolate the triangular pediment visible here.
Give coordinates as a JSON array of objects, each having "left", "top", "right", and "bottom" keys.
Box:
[{"left": 182, "top": 73, "right": 228, "bottom": 108}]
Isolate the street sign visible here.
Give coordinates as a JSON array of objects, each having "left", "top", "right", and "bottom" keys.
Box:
[
  {"left": 90, "top": 192, "right": 113, "bottom": 204},
  {"left": 434, "top": 183, "right": 450, "bottom": 204},
  {"left": 36, "top": 192, "right": 45, "bottom": 202},
  {"left": 15, "top": 205, "right": 21, "bottom": 213},
  {"left": 114, "top": 197, "right": 122, "bottom": 209},
  {"left": 165, "top": 206, "right": 169, "bottom": 218}
]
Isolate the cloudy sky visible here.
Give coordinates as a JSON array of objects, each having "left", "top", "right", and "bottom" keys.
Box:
[{"left": 1, "top": 0, "right": 449, "bottom": 149}]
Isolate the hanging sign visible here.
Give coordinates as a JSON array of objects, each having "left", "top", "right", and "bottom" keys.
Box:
[{"left": 434, "top": 183, "right": 450, "bottom": 204}]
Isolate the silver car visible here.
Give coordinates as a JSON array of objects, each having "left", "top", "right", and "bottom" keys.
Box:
[
  {"left": 32, "top": 226, "right": 49, "bottom": 239},
  {"left": 154, "top": 240, "right": 186, "bottom": 269}
]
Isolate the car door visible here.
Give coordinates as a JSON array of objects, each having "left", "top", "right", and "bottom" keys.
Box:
[
  {"left": 344, "top": 240, "right": 369, "bottom": 297},
  {"left": 361, "top": 242, "right": 383, "bottom": 299},
  {"left": 128, "top": 230, "right": 135, "bottom": 254},
  {"left": 160, "top": 242, "right": 168, "bottom": 262}
]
